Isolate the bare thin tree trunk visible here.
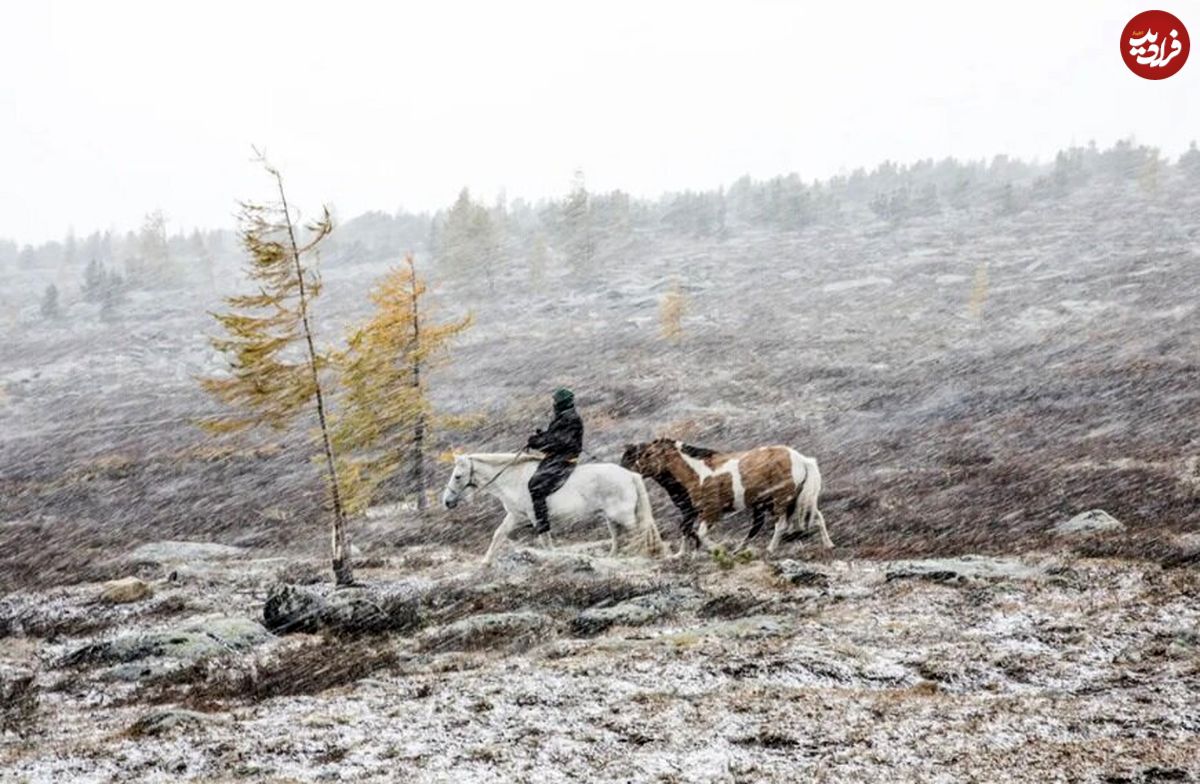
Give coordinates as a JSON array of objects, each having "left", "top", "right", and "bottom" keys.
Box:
[
  {"left": 406, "top": 253, "right": 427, "bottom": 512},
  {"left": 274, "top": 169, "right": 353, "bottom": 586}
]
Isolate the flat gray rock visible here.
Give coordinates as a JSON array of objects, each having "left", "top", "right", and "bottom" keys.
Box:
[
  {"left": 419, "top": 611, "right": 553, "bottom": 652},
  {"left": 59, "top": 616, "right": 271, "bottom": 668},
  {"left": 128, "top": 541, "right": 247, "bottom": 562},
  {"left": 1051, "top": 510, "right": 1126, "bottom": 536},
  {"left": 571, "top": 588, "right": 704, "bottom": 637},
  {"left": 772, "top": 560, "right": 832, "bottom": 588},
  {"left": 885, "top": 556, "right": 1042, "bottom": 584}
]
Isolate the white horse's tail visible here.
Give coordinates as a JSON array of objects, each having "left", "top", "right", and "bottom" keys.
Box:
[
  {"left": 788, "top": 453, "right": 830, "bottom": 547},
  {"left": 633, "top": 474, "right": 666, "bottom": 557}
]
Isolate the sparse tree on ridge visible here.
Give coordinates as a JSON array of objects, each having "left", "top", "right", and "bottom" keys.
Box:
[
  {"left": 438, "top": 188, "right": 499, "bottom": 289},
  {"left": 332, "top": 253, "right": 472, "bottom": 515},
  {"left": 528, "top": 233, "right": 549, "bottom": 288},
  {"left": 660, "top": 282, "right": 686, "bottom": 343},
  {"left": 82, "top": 259, "right": 106, "bottom": 302},
  {"left": 40, "top": 284, "right": 59, "bottom": 320},
  {"left": 561, "top": 169, "right": 593, "bottom": 271},
  {"left": 201, "top": 155, "right": 354, "bottom": 586},
  {"left": 128, "top": 210, "right": 176, "bottom": 288},
  {"left": 1179, "top": 141, "right": 1200, "bottom": 179},
  {"left": 83, "top": 258, "right": 125, "bottom": 318}
]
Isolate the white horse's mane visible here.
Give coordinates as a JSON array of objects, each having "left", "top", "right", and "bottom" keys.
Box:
[{"left": 461, "top": 452, "right": 543, "bottom": 466}]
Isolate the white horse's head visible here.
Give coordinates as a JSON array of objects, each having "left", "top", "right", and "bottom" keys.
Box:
[{"left": 441, "top": 455, "right": 474, "bottom": 509}]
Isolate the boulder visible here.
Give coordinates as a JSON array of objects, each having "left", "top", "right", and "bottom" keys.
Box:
[
  {"left": 1051, "top": 509, "right": 1125, "bottom": 537},
  {"left": 262, "top": 584, "right": 326, "bottom": 634},
  {"left": 570, "top": 588, "right": 704, "bottom": 637},
  {"left": 1162, "top": 533, "right": 1200, "bottom": 569},
  {"left": 59, "top": 616, "right": 271, "bottom": 668},
  {"left": 885, "top": 556, "right": 1042, "bottom": 584},
  {"left": 699, "top": 592, "right": 774, "bottom": 620},
  {"left": 263, "top": 584, "right": 420, "bottom": 636},
  {"left": 99, "top": 577, "right": 154, "bottom": 604},
  {"left": 419, "top": 611, "right": 553, "bottom": 652}
]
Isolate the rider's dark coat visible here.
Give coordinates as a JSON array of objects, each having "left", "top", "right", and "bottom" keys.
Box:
[{"left": 526, "top": 398, "right": 584, "bottom": 533}]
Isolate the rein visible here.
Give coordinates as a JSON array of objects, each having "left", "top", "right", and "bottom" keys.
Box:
[
  {"left": 462, "top": 446, "right": 600, "bottom": 496},
  {"left": 467, "top": 451, "right": 529, "bottom": 493}
]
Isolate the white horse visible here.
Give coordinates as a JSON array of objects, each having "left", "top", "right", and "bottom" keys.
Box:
[{"left": 441, "top": 452, "right": 666, "bottom": 565}]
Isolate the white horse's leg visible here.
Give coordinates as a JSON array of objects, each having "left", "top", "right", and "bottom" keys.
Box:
[
  {"left": 604, "top": 516, "right": 620, "bottom": 556},
  {"left": 538, "top": 531, "right": 555, "bottom": 551},
  {"left": 767, "top": 514, "right": 789, "bottom": 555},
  {"left": 815, "top": 510, "right": 833, "bottom": 549},
  {"left": 483, "top": 512, "right": 519, "bottom": 565}
]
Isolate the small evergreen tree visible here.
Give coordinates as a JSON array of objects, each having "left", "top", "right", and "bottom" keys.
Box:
[
  {"left": 528, "top": 234, "right": 549, "bottom": 289},
  {"left": 40, "top": 284, "right": 59, "bottom": 320},
  {"left": 201, "top": 156, "right": 354, "bottom": 585},
  {"left": 333, "top": 253, "right": 471, "bottom": 514},
  {"left": 83, "top": 258, "right": 125, "bottom": 319},
  {"left": 130, "top": 210, "right": 175, "bottom": 288},
  {"left": 1179, "top": 141, "right": 1200, "bottom": 179},
  {"left": 561, "top": 169, "right": 593, "bottom": 271},
  {"left": 99, "top": 271, "right": 125, "bottom": 322},
  {"left": 82, "top": 259, "right": 106, "bottom": 302},
  {"left": 438, "top": 188, "right": 499, "bottom": 288}
]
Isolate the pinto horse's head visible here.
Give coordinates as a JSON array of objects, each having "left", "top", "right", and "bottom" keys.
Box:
[
  {"left": 621, "top": 440, "right": 675, "bottom": 477},
  {"left": 619, "top": 443, "right": 639, "bottom": 469}
]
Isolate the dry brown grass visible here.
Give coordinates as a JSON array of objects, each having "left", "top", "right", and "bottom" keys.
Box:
[
  {"left": 0, "top": 669, "right": 39, "bottom": 737},
  {"left": 137, "top": 637, "right": 399, "bottom": 707}
]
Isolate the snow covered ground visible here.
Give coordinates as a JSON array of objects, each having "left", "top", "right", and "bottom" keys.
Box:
[{"left": 2, "top": 542, "right": 1198, "bottom": 782}]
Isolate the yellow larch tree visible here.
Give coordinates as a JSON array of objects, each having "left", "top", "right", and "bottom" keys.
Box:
[
  {"left": 660, "top": 281, "right": 686, "bottom": 342},
  {"left": 333, "top": 253, "right": 472, "bottom": 515},
  {"left": 201, "top": 155, "right": 354, "bottom": 586}
]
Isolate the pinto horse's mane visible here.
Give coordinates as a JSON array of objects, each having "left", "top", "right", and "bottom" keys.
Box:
[{"left": 676, "top": 442, "right": 719, "bottom": 459}]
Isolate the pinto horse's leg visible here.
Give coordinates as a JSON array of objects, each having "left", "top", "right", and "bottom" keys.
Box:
[
  {"left": 767, "top": 513, "right": 789, "bottom": 555},
  {"left": 483, "top": 512, "right": 519, "bottom": 566},
  {"left": 695, "top": 518, "right": 721, "bottom": 553},
  {"left": 737, "top": 505, "right": 767, "bottom": 552},
  {"left": 679, "top": 512, "right": 702, "bottom": 556}
]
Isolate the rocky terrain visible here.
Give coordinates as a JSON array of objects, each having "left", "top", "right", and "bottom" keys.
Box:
[{"left": 2, "top": 525, "right": 1199, "bottom": 782}]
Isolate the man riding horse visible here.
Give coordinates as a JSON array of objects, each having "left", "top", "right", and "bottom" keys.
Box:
[{"left": 526, "top": 388, "right": 583, "bottom": 534}]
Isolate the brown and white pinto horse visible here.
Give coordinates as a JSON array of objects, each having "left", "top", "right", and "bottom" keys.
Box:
[{"left": 621, "top": 438, "right": 832, "bottom": 556}]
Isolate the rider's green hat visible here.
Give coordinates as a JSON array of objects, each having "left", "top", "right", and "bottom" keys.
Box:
[{"left": 553, "top": 388, "right": 575, "bottom": 407}]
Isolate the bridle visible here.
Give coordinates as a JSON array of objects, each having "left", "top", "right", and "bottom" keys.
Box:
[{"left": 460, "top": 451, "right": 528, "bottom": 495}]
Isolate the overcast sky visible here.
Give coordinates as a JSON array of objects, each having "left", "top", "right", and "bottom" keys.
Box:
[{"left": 1, "top": 0, "right": 1196, "bottom": 244}]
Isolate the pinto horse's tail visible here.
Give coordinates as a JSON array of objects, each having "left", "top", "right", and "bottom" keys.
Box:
[
  {"left": 633, "top": 474, "right": 667, "bottom": 557},
  {"left": 788, "top": 451, "right": 833, "bottom": 549}
]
